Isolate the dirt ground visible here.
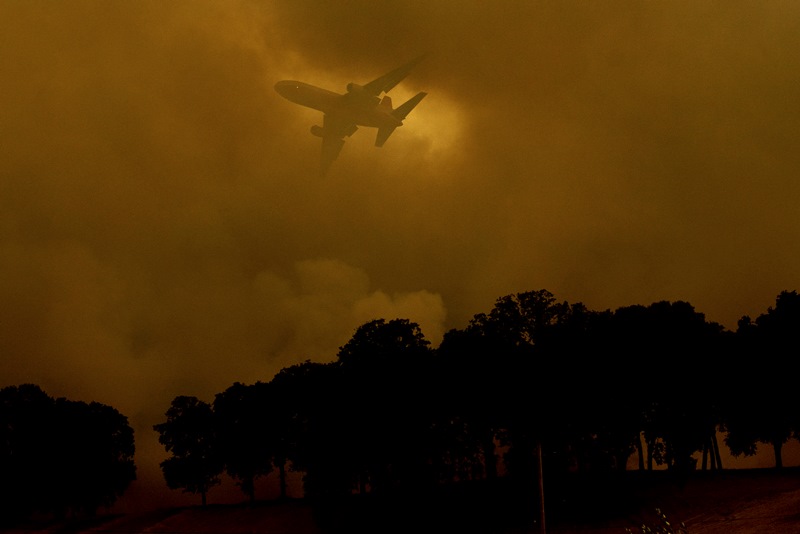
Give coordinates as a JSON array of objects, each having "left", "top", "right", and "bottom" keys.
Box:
[
  {"left": 549, "top": 468, "right": 800, "bottom": 534},
  {"left": 8, "top": 468, "right": 800, "bottom": 534}
]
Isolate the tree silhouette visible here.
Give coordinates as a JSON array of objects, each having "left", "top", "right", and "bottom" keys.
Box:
[
  {"left": 263, "top": 365, "right": 308, "bottom": 499},
  {"left": 52, "top": 398, "right": 136, "bottom": 516},
  {"left": 335, "top": 318, "right": 435, "bottom": 494},
  {"left": 154, "top": 396, "right": 223, "bottom": 507},
  {"left": 601, "top": 305, "right": 653, "bottom": 470},
  {"left": 137, "top": 287, "right": 800, "bottom": 527},
  {"left": 545, "top": 305, "right": 640, "bottom": 474},
  {"left": 626, "top": 301, "right": 725, "bottom": 475},
  {"left": 213, "top": 382, "right": 274, "bottom": 504},
  {"left": 0, "top": 384, "right": 57, "bottom": 522},
  {"left": 269, "top": 360, "right": 350, "bottom": 499},
  {"left": 435, "top": 327, "right": 503, "bottom": 482},
  {"left": 0, "top": 384, "right": 135, "bottom": 523},
  {"left": 466, "top": 290, "right": 576, "bottom": 482},
  {"left": 724, "top": 290, "right": 800, "bottom": 468}
]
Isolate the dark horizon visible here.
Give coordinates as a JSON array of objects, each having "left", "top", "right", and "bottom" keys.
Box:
[{"left": 4, "top": 289, "right": 800, "bottom": 520}]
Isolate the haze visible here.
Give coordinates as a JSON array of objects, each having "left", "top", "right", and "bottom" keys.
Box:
[{"left": 2, "top": 0, "right": 799, "bottom": 510}]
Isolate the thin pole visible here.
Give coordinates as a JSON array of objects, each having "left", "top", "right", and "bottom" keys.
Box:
[{"left": 537, "top": 441, "right": 546, "bottom": 534}]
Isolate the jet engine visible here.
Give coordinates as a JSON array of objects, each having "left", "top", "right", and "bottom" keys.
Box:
[
  {"left": 346, "top": 83, "right": 364, "bottom": 93},
  {"left": 312, "top": 123, "right": 358, "bottom": 138},
  {"left": 345, "top": 82, "right": 379, "bottom": 105}
]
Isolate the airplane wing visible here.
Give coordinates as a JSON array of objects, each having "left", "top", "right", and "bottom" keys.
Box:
[
  {"left": 361, "top": 54, "right": 428, "bottom": 97},
  {"left": 319, "top": 113, "right": 358, "bottom": 175}
]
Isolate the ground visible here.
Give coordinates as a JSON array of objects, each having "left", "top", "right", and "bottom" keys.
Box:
[
  {"left": 8, "top": 468, "right": 800, "bottom": 533},
  {"left": 550, "top": 467, "right": 800, "bottom": 534}
]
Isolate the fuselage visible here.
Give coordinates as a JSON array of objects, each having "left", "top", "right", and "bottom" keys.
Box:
[{"left": 274, "top": 80, "right": 401, "bottom": 128}]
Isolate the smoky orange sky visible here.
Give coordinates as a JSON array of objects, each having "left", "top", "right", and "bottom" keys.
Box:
[{"left": 2, "top": 0, "right": 799, "bottom": 511}]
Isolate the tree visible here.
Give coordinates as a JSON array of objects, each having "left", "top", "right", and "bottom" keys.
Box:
[
  {"left": 435, "top": 327, "right": 503, "bottom": 482},
  {"left": 0, "top": 384, "right": 57, "bottom": 522},
  {"left": 52, "top": 398, "right": 136, "bottom": 516},
  {"left": 270, "top": 360, "right": 351, "bottom": 499},
  {"left": 0, "top": 385, "right": 136, "bottom": 523},
  {"left": 549, "top": 306, "right": 642, "bottom": 474},
  {"left": 466, "top": 290, "right": 578, "bottom": 481},
  {"left": 469, "top": 290, "right": 570, "bottom": 350},
  {"left": 335, "top": 318, "right": 435, "bottom": 494},
  {"left": 257, "top": 377, "right": 297, "bottom": 500},
  {"left": 626, "top": 301, "right": 724, "bottom": 475},
  {"left": 213, "top": 382, "right": 273, "bottom": 504},
  {"left": 723, "top": 290, "right": 800, "bottom": 468},
  {"left": 154, "top": 396, "right": 223, "bottom": 507}
]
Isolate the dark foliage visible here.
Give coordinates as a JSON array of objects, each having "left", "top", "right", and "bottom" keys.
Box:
[
  {"left": 0, "top": 384, "right": 135, "bottom": 524},
  {"left": 723, "top": 290, "right": 800, "bottom": 468},
  {"left": 153, "top": 396, "right": 223, "bottom": 507},
  {"left": 213, "top": 382, "right": 274, "bottom": 503},
  {"left": 154, "top": 288, "right": 799, "bottom": 522}
]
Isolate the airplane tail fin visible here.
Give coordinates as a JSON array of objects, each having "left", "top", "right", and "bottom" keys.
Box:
[{"left": 375, "top": 92, "right": 427, "bottom": 147}]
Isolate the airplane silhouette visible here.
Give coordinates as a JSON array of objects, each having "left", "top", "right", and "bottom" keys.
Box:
[{"left": 275, "top": 55, "right": 428, "bottom": 175}]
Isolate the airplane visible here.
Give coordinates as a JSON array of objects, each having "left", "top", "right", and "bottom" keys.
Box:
[{"left": 275, "top": 55, "right": 428, "bottom": 175}]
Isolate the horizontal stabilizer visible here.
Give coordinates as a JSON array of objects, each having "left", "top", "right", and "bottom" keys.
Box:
[
  {"left": 392, "top": 92, "right": 427, "bottom": 120},
  {"left": 376, "top": 92, "right": 427, "bottom": 147},
  {"left": 375, "top": 126, "right": 397, "bottom": 148}
]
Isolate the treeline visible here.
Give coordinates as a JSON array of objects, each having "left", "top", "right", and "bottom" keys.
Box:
[
  {"left": 0, "top": 384, "right": 136, "bottom": 524},
  {"left": 153, "top": 289, "right": 800, "bottom": 506}
]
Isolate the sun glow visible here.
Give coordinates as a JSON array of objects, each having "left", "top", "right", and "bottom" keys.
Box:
[{"left": 390, "top": 86, "right": 466, "bottom": 158}]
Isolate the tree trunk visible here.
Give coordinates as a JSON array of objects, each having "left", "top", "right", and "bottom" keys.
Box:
[
  {"left": 701, "top": 440, "right": 709, "bottom": 470},
  {"left": 248, "top": 476, "right": 255, "bottom": 506},
  {"left": 712, "top": 431, "right": 723, "bottom": 470},
  {"left": 773, "top": 440, "right": 784, "bottom": 469},
  {"left": 482, "top": 430, "right": 498, "bottom": 479},
  {"left": 703, "top": 431, "right": 718, "bottom": 471},
  {"left": 278, "top": 461, "right": 287, "bottom": 499},
  {"left": 616, "top": 449, "right": 630, "bottom": 472},
  {"left": 201, "top": 490, "right": 207, "bottom": 508},
  {"left": 636, "top": 433, "right": 645, "bottom": 470}
]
